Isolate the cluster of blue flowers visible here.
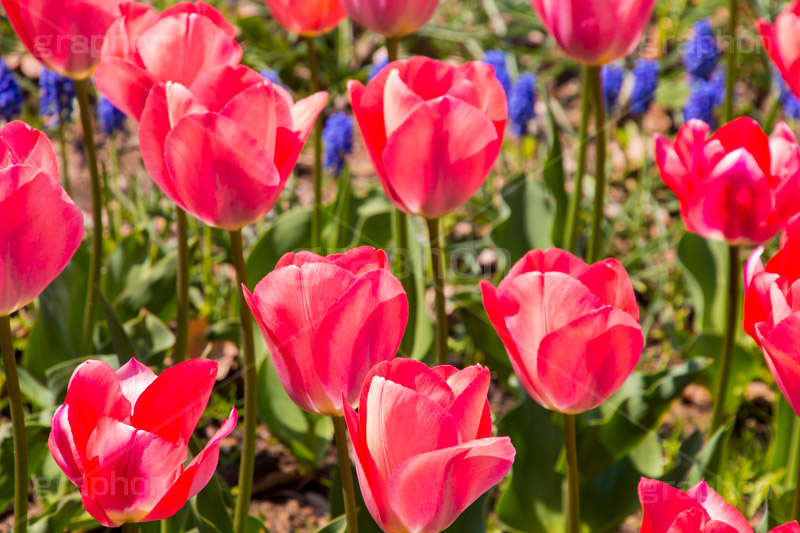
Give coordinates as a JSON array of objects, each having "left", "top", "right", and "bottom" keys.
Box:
[
  {"left": 97, "top": 96, "right": 126, "bottom": 135},
  {"left": 261, "top": 69, "right": 280, "bottom": 84},
  {"left": 482, "top": 50, "right": 537, "bottom": 136},
  {"left": 601, "top": 64, "right": 624, "bottom": 111},
  {"left": 39, "top": 68, "right": 75, "bottom": 130},
  {"left": 0, "top": 59, "right": 22, "bottom": 122},
  {"left": 778, "top": 74, "right": 800, "bottom": 121},
  {"left": 683, "top": 19, "right": 725, "bottom": 127},
  {"left": 684, "top": 72, "right": 725, "bottom": 126},
  {"left": 322, "top": 111, "right": 354, "bottom": 175},
  {"left": 368, "top": 57, "right": 389, "bottom": 81},
  {"left": 600, "top": 59, "right": 659, "bottom": 115}
]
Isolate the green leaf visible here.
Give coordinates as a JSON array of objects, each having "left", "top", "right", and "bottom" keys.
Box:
[
  {"left": 677, "top": 233, "right": 728, "bottom": 333},
  {"left": 44, "top": 355, "right": 120, "bottom": 401},
  {"left": 756, "top": 488, "right": 780, "bottom": 533},
  {"left": 543, "top": 97, "right": 568, "bottom": 249},
  {"left": 115, "top": 248, "right": 179, "bottom": 323},
  {"left": 316, "top": 515, "right": 347, "bottom": 533},
  {"left": 246, "top": 207, "right": 312, "bottom": 290},
  {"left": 687, "top": 422, "right": 735, "bottom": 486},
  {"left": 443, "top": 491, "right": 491, "bottom": 533},
  {"left": 124, "top": 310, "right": 175, "bottom": 363},
  {"left": 0, "top": 422, "right": 51, "bottom": 514},
  {"left": 104, "top": 227, "right": 151, "bottom": 304},
  {"left": 99, "top": 289, "right": 138, "bottom": 363},
  {"left": 17, "top": 366, "right": 55, "bottom": 409}
]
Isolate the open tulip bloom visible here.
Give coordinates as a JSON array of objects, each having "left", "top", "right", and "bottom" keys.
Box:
[
  {"left": 759, "top": 0, "right": 800, "bottom": 100},
  {"left": 48, "top": 358, "right": 237, "bottom": 527},
  {"left": 343, "top": 358, "right": 516, "bottom": 533}
]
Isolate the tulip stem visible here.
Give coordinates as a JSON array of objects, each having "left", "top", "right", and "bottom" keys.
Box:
[
  {"left": 723, "top": 0, "right": 739, "bottom": 122},
  {"left": 586, "top": 66, "right": 607, "bottom": 264},
  {"left": 333, "top": 416, "right": 359, "bottom": 533},
  {"left": 563, "top": 413, "right": 580, "bottom": 533},
  {"left": 386, "top": 37, "right": 399, "bottom": 62},
  {"left": 57, "top": 120, "right": 71, "bottom": 195},
  {"left": 122, "top": 523, "right": 138, "bottom": 533},
  {"left": 426, "top": 217, "right": 448, "bottom": 365},
  {"left": 306, "top": 37, "right": 324, "bottom": 254},
  {"left": 1, "top": 316, "right": 27, "bottom": 533},
  {"left": 710, "top": 244, "right": 741, "bottom": 432},
  {"left": 76, "top": 79, "right": 104, "bottom": 356},
  {"left": 564, "top": 65, "right": 593, "bottom": 253},
  {"left": 793, "top": 440, "right": 800, "bottom": 522},
  {"left": 230, "top": 230, "right": 257, "bottom": 533},
  {"left": 173, "top": 209, "right": 190, "bottom": 364}
]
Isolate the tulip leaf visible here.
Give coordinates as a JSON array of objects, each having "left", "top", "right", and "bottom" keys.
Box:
[
  {"left": 542, "top": 94, "right": 568, "bottom": 249},
  {"left": 316, "top": 515, "right": 347, "bottom": 533},
  {"left": 28, "top": 493, "right": 86, "bottom": 533},
  {"left": 0, "top": 422, "right": 51, "bottom": 515},
  {"left": 115, "top": 248, "right": 179, "bottom": 324},
  {"left": 686, "top": 421, "right": 734, "bottom": 486},
  {"left": 756, "top": 488, "right": 780, "bottom": 533},
  {"left": 677, "top": 233, "right": 728, "bottom": 333},
  {"left": 98, "top": 288, "right": 138, "bottom": 363},
  {"left": 104, "top": 227, "right": 152, "bottom": 305},
  {"left": 329, "top": 465, "right": 383, "bottom": 533},
  {"left": 246, "top": 207, "right": 312, "bottom": 290},
  {"left": 124, "top": 310, "right": 176, "bottom": 364},
  {"left": 443, "top": 491, "right": 492, "bottom": 533}
]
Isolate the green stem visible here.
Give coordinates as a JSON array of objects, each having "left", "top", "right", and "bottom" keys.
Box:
[
  {"left": 203, "top": 224, "right": 214, "bottom": 314},
  {"left": 57, "top": 121, "right": 71, "bottom": 195},
  {"left": 710, "top": 244, "right": 741, "bottom": 432},
  {"left": 394, "top": 209, "right": 413, "bottom": 356},
  {"left": 793, "top": 439, "right": 800, "bottom": 522},
  {"left": 122, "top": 523, "right": 138, "bottom": 533},
  {"left": 306, "top": 37, "right": 324, "bottom": 254},
  {"left": 723, "top": 0, "right": 739, "bottom": 123},
  {"left": 386, "top": 37, "right": 399, "bottom": 62},
  {"left": 333, "top": 416, "right": 359, "bottom": 533},
  {"left": 426, "top": 217, "right": 448, "bottom": 366},
  {"left": 1, "top": 316, "right": 27, "bottom": 533},
  {"left": 564, "top": 65, "right": 593, "bottom": 253},
  {"left": 231, "top": 230, "right": 257, "bottom": 533},
  {"left": 76, "top": 79, "right": 104, "bottom": 356},
  {"left": 586, "top": 66, "right": 607, "bottom": 264},
  {"left": 563, "top": 413, "right": 580, "bottom": 533},
  {"left": 173, "top": 209, "right": 190, "bottom": 364}
]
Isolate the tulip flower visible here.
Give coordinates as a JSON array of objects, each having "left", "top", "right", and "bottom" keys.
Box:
[
  {"left": 0, "top": 121, "right": 84, "bottom": 317},
  {"left": 343, "top": 358, "right": 516, "bottom": 533},
  {"left": 340, "top": 0, "right": 439, "bottom": 37},
  {"left": 654, "top": 118, "right": 800, "bottom": 245},
  {"left": 48, "top": 358, "right": 237, "bottom": 527},
  {"left": 348, "top": 56, "right": 507, "bottom": 219},
  {"left": 481, "top": 248, "right": 643, "bottom": 414},
  {"left": 531, "top": 0, "right": 656, "bottom": 66},
  {"left": 264, "top": 0, "right": 347, "bottom": 36},
  {"left": 138, "top": 64, "right": 327, "bottom": 231},
  {"left": 0, "top": 0, "right": 123, "bottom": 80},
  {"left": 758, "top": 1, "right": 800, "bottom": 100},
  {"left": 94, "top": 1, "right": 242, "bottom": 121},
  {"left": 244, "top": 246, "right": 408, "bottom": 416}
]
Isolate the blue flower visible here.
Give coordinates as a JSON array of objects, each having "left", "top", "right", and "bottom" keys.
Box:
[
  {"left": 97, "top": 96, "right": 126, "bottom": 135},
  {"left": 683, "top": 71, "right": 725, "bottom": 127},
  {"left": 322, "top": 112, "right": 354, "bottom": 175},
  {"left": 601, "top": 64, "right": 625, "bottom": 111},
  {"left": 776, "top": 71, "right": 800, "bottom": 121},
  {"left": 260, "top": 69, "right": 280, "bottom": 84},
  {"left": 39, "top": 68, "right": 75, "bottom": 130},
  {"left": 630, "top": 59, "right": 659, "bottom": 114},
  {"left": 0, "top": 59, "right": 22, "bottom": 122},
  {"left": 683, "top": 19, "right": 719, "bottom": 81},
  {"left": 483, "top": 50, "right": 512, "bottom": 98},
  {"left": 508, "top": 72, "right": 537, "bottom": 137},
  {"left": 368, "top": 57, "right": 389, "bottom": 81}
]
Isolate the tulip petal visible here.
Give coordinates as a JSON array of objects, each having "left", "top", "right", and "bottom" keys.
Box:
[
  {"left": 757, "top": 315, "right": 800, "bottom": 417},
  {"left": 505, "top": 248, "right": 589, "bottom": 281},
  {"left": 360, "top": 359, "right": 456, "bottom": 416},
  {"left": 48, "top": 404, "right": 83, "bottom": 486},
  {"left": 639, "top": 478, "right": 706, "bottom": 533},
  {"left": 383, "top": 69, "right": 425, "bottom": 137},
  {"left": 116, "top": 358, "right": 157, "bottom": 407},
  {"left": 687, "top": 481, "right": 752, "bottom": 533},
  {"left": 274, "top": 91, "right": 328, "bottom": 180},
  {"left": 139, "top": 84, "right": 183, "bottom": 203},
  {"left": 577, "top": 259, "right": 640, "bottom": 320},
  {"left": 711, "top": 117, "right": 773, "bottom": 179},
  {"left": 439, "top": 365, "right": 491, "bottom": 442},
  {"left": 0, "top": 121, "right": 58, "bottom": 178},
  {"left": 94, "top": 58, "right": 155, "bottom": 121}
]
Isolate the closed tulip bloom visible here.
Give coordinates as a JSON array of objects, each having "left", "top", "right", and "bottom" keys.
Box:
[
  {"left": 654, "top": 118, "right": 800, "bottom": 244},
  {"left": 343, "top": 358, "right": 516, "bottom": 533},
  {"left": 481, "top": 248, "right": 643, "bottom": 414},
  {"left": 48, "top": 358, "right": 237, "bottom": 527},
  {"left": 138, "top": 64, "right": 327, "bottom": 230},
  {"left": 264, "top": 0, "right": 347, "bottom": 36},
  {"left": 1, "top": 0, "right": 123, "bottom": 79},
  {"left": 758, "top": 1, "right": 800, "bottom": 100},
  {"left": 638, "top": 478, "right": 754, "bottom": 533},
  {"left": 341, "top": 0, "right": 439, "bottom": 37},
  {"left": 0, "top": 121, "right": 83, "bottom": 316},
  {"left": 531, "top": 0, "right": 656, "bottom": 66},
  {"left": 94, "top": 1, "right": 242, "bottom": 121},
  {"left": 245, "top": 247, "right": 408, "bottom": 415},
  {"left": 349, "top": 56, "right": 507, "bottom": 218}
]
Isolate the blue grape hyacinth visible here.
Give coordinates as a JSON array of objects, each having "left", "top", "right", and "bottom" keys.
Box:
[
  {"left": 97, "top": 96, "right": 126, "bottom": 135},
  {"left": 509, "top": 72, "right": 537, "bottom": 137},
  {"left": 39, "top": 68, "right": 75, "bottom": 129},
  {"left": 683, "top": 19, "right": 720, "bottom": 81},
  {"left": 369, "top": 57, "right": 389, "bottom": 81},
  {"left": 0, "top": 59, "right": 22, "bottom": 122},
  {"left": 630, "top": 59, "right": 659, "bottom": 114},
  {"left": 683, "top": 71, "right": 725, "bottom": 127},
  {"left": 777, "top": 72, "right": 800, "bottom": 121},
  {"left": 322, "top": 112, "right": 354, "bottom": 175},
  {"left": 483, "top": 50, "right": 512, "bottom": 98},
  {"left": 601, "top": 64, "right": 625, "bottom": 111}
]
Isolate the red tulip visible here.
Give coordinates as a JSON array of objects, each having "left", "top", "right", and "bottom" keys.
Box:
[
  {"left": 343, "top": 358, "right": 515, "bottom": 533},
  {"left": 348, "top": 56, "right": 507, "bottom": 218},
  {"left": 244, "top": 247, "right": 408, "bottom": 415},
  {"left": 638, "top": 478, "right": 753, "bottom": 533},
  {"left": 531, "top": 0, "right": 656, "bottom": 66},
  {"left": 94, "top": 1, "right": 242, "bottom": 121},
  {"left": 0, "top": 0, "right": 123, "bottom": 79},
  {"left": 0, "top": 121, "right": 83, "bottom": 316},
  {"left": 138, "top": 64, "right": 327, "bottom": 230},
  {"left": 758, "top": 1, "right": 800, "bottom": 99},
  {"left": 264, "top": 0, "right": 347, "bottom": 36},
  {"left": 481, "top": 248, "right": 643, "bottom": 414},
  {"left": 654, "top": 118, "right": 800, "bottom": 244},
  {"left": 340, "top": 0, "right": 439, "bottom": 37},
  {"left": 48, "top": 358, "right": 237, "bottom": 527}
]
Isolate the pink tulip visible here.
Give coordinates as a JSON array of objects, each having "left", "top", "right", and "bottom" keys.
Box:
[
  {"left": 654, "top": 118, "right": 800, "bottom": 244},
  {"left": 0, "top": 0, "right": 123, "bottom": 79},
  {"left": 758, "top": 1, "right": 800, "bottom": 99},
  {"left": 340, "top": 0, "right": 439, "bottom": 37},
  {"left": 138, "top": 64, "right": 327, "bottom": 230},
  {"left": 48, "top": 358, "right": 237, "bottom": 526},
  {"left": 348, "top": 56, "right": 507, "bottom": 218},
  {"left": 264, "top": 0, "right": 347, "bottom": 36},
  {"left": 638, "top": 478, "right": 754, "bottom": 533},
  {"left": 743, "top": 216, "right": 800, "bottom": 416},
  {"left": 481, "top": 248, "right": 643, "bottom": 414},
  {"left": 94, "top": 1, "right": 242, "bottom": 121},
  {"left": 244, "top": 247, "right": 408, "bottom": 416},
  {"left": 531, "top": 0, "right": 656, "bottom": 66},
  {"left": 343, "top": 358, "right": 515, "bottom": 533},
  {"left": 0, "top": 121, "right": 84, "bottom": 316}
]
